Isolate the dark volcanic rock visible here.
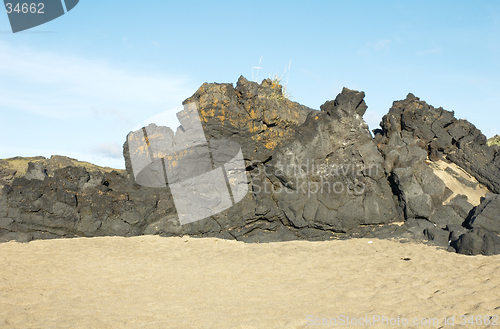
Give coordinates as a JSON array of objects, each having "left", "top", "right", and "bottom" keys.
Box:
[
  {"left": 263, "top": 87, "right": 400, "bottom": 233},
  {"left": 447, "top": 194, "right": 474, "bottom": 220},
  {"left": 424, "top": 227, "right": 450, "bottom": 248},
  {"left": 120, "top": 78, "right": 401, "bottom": 241},
  {"left": 375, "top": 92, "right": 500, "bottom": 252},
  {"left": 0, "top": 162, "right": 181, "bottom": 239},
  {"left": 447, "top": 224, "right": 468, "bottom": 248},
  {"left": 446, "top": 122, "right": 500, "bottom": 194},
  {"left": 428, "top": 205, "right": 464, "bottom": 229},
  {"left": 454, "top": 228, "right": 500, "bottom": 256},
  {"left": 378, "top": 93, "right": 500, "bottom": 194},
  {"left": 0, "top": 166, "right": 17, "bottom": 185},
  {"left": 464, "top": 194, "right": 500, "bottom": 234}
]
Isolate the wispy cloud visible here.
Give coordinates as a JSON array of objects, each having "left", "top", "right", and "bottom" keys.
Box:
[
  {"left": 416, "top": 48, "right": 441, "bottom": 57},
  {"left": 91, "top": 141, "right": 123, "bottom": 159},
  {"left": 152, "top": 41, "right": 161, "bottom": 46},
  {"left": 357, "top": 39, "right": 391, "bottom": 56},
  {"left": 90, "top": 106, "right": 135, "bottom": 126},
  {"left": 0, "top": 41, "right": 195, "bottom": 168},
  {"left": 0, "top": 41, "right": 193, "bottom": 121}
]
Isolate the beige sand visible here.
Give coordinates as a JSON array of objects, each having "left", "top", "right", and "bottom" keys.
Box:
[
  {"left": 427, "top": 159, "right": 490, "bottom": 206},
  {"left": 1, "top": 236, "right": 499, "bottom": 329}
]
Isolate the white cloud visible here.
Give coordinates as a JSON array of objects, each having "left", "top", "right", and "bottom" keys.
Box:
[
  {"left": 152, "top": 41, "right": 161, "bottom": 46},
  {"left": 0, "top": 41, "right": 194, "bottom": 121},
  {"left": 0, "top": 41, "right": 197, "bottom": 168},
  {"left": 91, "top": 141, "right": 123, "bottom": 159},
  {"left": 90, "top": 106, "right": 134, "bottom": 126}
]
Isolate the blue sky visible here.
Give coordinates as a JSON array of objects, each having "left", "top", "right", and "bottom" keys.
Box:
[{"left": 1, "top": 1, "right": 499, "bottom": 169}]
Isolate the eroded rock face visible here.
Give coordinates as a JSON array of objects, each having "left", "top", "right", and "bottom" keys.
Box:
[
  {"left": 378, "top": 93, "right": 500, "bottom": 194},
  {"left": 376, "top": 95, "right": 462, "bottom": 231},
  {"left": 376, "top": 93, "right": 500, "bottom": 255},
  {"left": 122, "top": 79, "right": 401, "bottom": 241},
  {"left": 262, "top": 87, "right": 399, "bottom": 234}
]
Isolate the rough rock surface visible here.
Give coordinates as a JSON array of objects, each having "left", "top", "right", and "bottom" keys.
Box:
[
  {"left": 376, "top": 93, "right": 500, "bottom": 255},
  {"left": 262, "top": 87, "right": 400, "bottom": 234},
  {"left": 1, "top": 77, "right": 500, "bottom": 255},
  {"left": 122, "top": 77, "right": 401, "bottom": 242},
  {"left": 377, "top": 93, "right": 500, "bottom": 194},
  {"left": 0, "top": 163, "right": 174, "bottom": 241},
  {"left": 453, "top": 228, "right": 500, "bottom": 256},
  {"left": 464, "top": 194, "right": 500, "bottom": 234}
]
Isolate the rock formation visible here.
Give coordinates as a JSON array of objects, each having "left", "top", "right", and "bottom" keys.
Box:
[
  {"left": 375, "top": 93, "right": 500, "bottom": 254},
  {"left": 1, "top": 76, "right": 499, "bottom": 255}
]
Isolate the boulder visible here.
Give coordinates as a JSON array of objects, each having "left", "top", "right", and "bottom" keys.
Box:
[
  {"left": 464, "top": 194, "right": 500, "bottom": 233},
  {"left": 424, "top": 227, "right": 450, "bottom": 248},
  {"left": 179, "top": 76, "right": 312, "bottom": 163},
  {"left": 446, "top": 224, "right": 468, "bottom": 249},
  {"left": 447, "top": 194, "right": 474, "bottom": 220},
  {"left": 454, "top": 228, "right": 500, "bottom": 256},
  {"left": 428, "top": 205, "right": 464, "bottom": 229}
]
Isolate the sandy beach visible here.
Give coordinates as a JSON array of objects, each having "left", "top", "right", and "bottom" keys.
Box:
[{"left": 1, "top": 236, "right": 499, "bottom": 328}]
